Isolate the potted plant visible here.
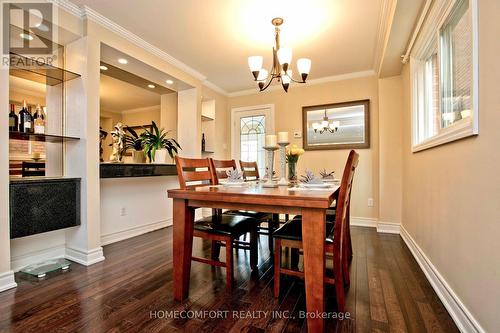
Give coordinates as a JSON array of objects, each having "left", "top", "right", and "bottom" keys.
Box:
[
  {"left": 123, "top": 127, "right": 146, "bottom": 163},
  {"left": 142, "top": 121, "right": 181, "bottom": 164}
]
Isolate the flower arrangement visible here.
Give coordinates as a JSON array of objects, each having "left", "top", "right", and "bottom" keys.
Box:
[{"left": 285, "top": 144, "right": 305, "bottom": 180}]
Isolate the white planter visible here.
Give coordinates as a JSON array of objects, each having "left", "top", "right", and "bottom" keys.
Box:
[{"left": 153, "top": 149, "right": 168, "bottom": 164}]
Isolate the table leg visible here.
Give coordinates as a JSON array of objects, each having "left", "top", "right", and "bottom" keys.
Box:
[
  {"left": 173, "top": 198, "right": 194, "bottom": 301},
  {"left": 301, "top": 208, "right": 326, "bottom": 333}
]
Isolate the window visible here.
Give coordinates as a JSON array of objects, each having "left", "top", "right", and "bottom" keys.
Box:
[
  {"left": 411, "top": 0, "right": 477, "bottom": 152},
  {"left": 239, "top": 115, "right": 266, "bottom": 175}
]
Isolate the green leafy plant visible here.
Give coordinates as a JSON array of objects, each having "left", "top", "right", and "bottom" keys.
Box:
[
  {"left": 141, "top": 121, "right": 181, "bottom": 161},
  {"left": 123, "top": 127, "right": 144, "bottom": 152}
]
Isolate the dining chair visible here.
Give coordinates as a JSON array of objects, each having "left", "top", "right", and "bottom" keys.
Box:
[
  {"left": 213, "top": 159, "right": 276, "bottom": 248},
  {"left": 174, "top": 156, "right": 259, "bottom": 290},
  {"left": 238, "top": 160, "right": 282, "bottom": 249},
  {"left": 272, "top": 150, "right": 359, "bottom": 313}
]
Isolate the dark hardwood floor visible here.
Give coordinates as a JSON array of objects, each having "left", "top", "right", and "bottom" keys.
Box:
[{"left": 0, "top": 226, "right": 459, "bottom": 333}]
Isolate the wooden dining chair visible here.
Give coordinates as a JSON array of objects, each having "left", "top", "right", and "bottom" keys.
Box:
[
  {"left": 212, "top": 159, "right": 277, "bottom": 245},
  {"left": 272, "top": 150, "right": 359, "bottom": 312},
  {"left": 239, "top": 160, "right": 260, "bottom": 180},
  {"left": 174, "top": 156, "right": 259, "bottom": 290}
]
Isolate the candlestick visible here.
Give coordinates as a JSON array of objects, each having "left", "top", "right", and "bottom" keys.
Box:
[
  {"left": 262, "top": 146, "right": 279, "bottom": 188},
  {"left": 265, "top": 134, "right": 277, "bottom": 147},
  {"left": 277, "top": 142, "right": 289, "bottom": 186},
  {"left": 277, "top": 131, "right": 289, "bottom": 143}
]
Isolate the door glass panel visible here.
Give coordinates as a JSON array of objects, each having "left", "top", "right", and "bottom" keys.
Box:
[{"left": 239, "top": 115, "right": 266, "bottom": 176}]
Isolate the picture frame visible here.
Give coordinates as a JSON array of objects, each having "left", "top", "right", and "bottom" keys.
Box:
[{"left": 302, "top": 99, "right": 370, "bottom": 150}]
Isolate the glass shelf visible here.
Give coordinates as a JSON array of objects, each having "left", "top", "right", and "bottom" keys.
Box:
[
  {"left": 20, "top": 258, "right": 71, "bottom": 278},
  {"left": 9, "top": 132, "right": 80, "bottom": 143},
  {"left": 9, "top": 53, "right": 81, "bottom": 86}
]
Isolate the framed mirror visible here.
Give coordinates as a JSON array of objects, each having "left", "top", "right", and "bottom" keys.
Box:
[{"left": 302, "top": 99, "right": 370, "bottom": 150}]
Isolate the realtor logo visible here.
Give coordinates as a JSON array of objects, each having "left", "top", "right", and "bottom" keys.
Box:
[{"left": 3, "top": 1, "right": 53, "bottom": 54}]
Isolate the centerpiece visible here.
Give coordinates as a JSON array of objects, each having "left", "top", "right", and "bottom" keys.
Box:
[{"left": 286, "top": 144, "right": 304, "bottom": 181}]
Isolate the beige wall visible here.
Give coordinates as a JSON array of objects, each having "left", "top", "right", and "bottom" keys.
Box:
[
  {"left": 229, "top": 76, "right": 379, "bottom": 220},
  {"left": 400, "top": 0, "right": 500, "bottom": 331},
  {"left": 121, "top": 107, "right": 160, "bottom": 127},
  {"left": 378, "top": 76, "right": 403, "bottom": 225}
]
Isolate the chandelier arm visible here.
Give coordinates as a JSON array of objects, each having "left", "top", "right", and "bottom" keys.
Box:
[
  {"left": 259, "top": 75, "right": 276, "bottom": 91},
  {"left": 288, "top": 75, "right": 306, "bottom": 84}
]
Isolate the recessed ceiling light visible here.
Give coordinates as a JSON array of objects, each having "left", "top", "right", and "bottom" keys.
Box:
[
  {"left": 19, "top": 33, "right": 33, "bottom": 41},
  {"left": 148, "top": 84, "right": 156, "bottom": 89},
  {"left": 100, "top": 65, "right": 108, "bottom": 70},
  {"left": 165, "top": 79, "right": 174, "bottom": 85},
  {"left": 118, "top": 58, "right": 128, "bottom": 64}
]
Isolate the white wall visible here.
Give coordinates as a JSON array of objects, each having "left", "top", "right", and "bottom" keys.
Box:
[{"left": 100, "top": 176, "right": 178, "bottom": 245}]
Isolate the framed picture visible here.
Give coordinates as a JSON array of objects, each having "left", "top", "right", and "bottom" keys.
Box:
[{"left": 302, "top": 99, "right": 370, "bottom": 150}]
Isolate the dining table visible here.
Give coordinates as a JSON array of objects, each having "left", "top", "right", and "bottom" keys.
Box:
[{"left": 167, "top": 182, "right": 340, "bottom": 333}]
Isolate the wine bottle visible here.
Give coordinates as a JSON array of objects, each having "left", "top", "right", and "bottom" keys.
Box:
[
  {"left": 18, "top": 100, "right": 33, "bottom": 133},
  {"left": 33, "top": 104, "right": 45, "bottom": 134},
  {"left": 202, "top": 133, "right": 206, "bottom": 152},
  {"left": 9, "top": 103, "right": 18, "bottom": 132}
]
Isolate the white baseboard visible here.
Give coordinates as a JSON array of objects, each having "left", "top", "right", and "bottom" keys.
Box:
[
  {"left": 376, "top": 221, "right": 401, "bottom": 234},
  {"left": 0, "top": 271, "right": 17, "bottom": 292},
  {"left": 351, "top": 216, "right": 378, "bottom": 228},
  {"left": 65, "top": 246, "right": 105, "bottom": 266},
  {"left": 100, "top": 219, "right": 172, "bottom": 246},
  {"left": 11, "top": 244, "right": 66, "bottom": 272},
  {"left": 400, "top": 226, "right": 485, "bottom": 333}
]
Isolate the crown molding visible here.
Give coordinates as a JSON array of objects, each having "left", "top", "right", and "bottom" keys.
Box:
[
  {"left": 49, "top": 0, "right": 228, "bottom": 95},
  {"left": 373, "top": 0, "right": 397, "bottom": 75},
  {"left": 227, "top": 70, "right": 377, "bottom": 98},
  {"left": 202, "top": 79, "right": 229, "bottom": 96}
]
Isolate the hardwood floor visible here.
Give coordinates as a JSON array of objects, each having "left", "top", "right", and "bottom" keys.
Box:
[{"left": 0, "top": 227, "right": 459, "bottom": 333}]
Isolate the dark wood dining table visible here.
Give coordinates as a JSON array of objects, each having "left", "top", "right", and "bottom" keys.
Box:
[{"left": 167, "top": 182, "right": 340, "bottom": 333}]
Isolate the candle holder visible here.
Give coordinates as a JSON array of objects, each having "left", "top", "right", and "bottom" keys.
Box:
[
  {"left": 262, "top": 146, "right": 279, "bottom": 188},
  {"left": 277, "top": 141, "right": 289, "bottom": 186}
]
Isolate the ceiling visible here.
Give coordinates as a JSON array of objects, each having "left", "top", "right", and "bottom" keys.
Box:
[
  {"left": 100, "top": 74, "right": 160, "bottom": 113},
  {"left": 71, "top": 0, "right": 386, "bottom": 93}
]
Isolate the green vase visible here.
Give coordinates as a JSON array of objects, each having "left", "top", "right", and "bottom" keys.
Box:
[{"left": 288, "top": 161, "right": 297, "bottom": 181}]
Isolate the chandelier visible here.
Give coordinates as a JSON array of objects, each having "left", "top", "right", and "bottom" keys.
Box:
[
  {"left": 247, "top": 17, "right": 311, "bottom": 92},
  {"left": 312, "top": 110, "right": 340, "bottom": 134}
]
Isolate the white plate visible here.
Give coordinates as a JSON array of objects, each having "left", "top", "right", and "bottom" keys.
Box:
[
  {"left": 301, "top": 183, "right": 330, "bottom": 188},
  {"left": 223, "top": 182, "right": 246, "bottom": 187},
  {"left": 322, "top": 178, "right": 339, "bottom": 183}
]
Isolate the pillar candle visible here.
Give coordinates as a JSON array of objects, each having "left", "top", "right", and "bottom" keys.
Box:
[
  {"left": 277, "top": 132, "right": 289, "bottom": 143},
  {"left": 265, "top": 135, "right": 277, "bottom": 147}
]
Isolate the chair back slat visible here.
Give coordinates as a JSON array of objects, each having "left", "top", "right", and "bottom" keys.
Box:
[
  {"left": 175, "top": 156, "right": 217, "bottom": 189},
  {"left": 212, "top": 159, "right": 237, "bottom": 181},
  {"left": 333, "top": 150, "right": 359, "bottom": 257},
  {"left": 239, "top": 161, "right": 260, "bottom": 180}
]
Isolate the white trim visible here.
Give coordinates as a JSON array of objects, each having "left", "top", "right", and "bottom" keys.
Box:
[
  {"left": 374, "top": 0, "right": 397, "bottom": 72},
  {"left": 228, "top": 70, "right": 376, "bottom": 97},
  {"left": 11, "top": 244, "right": 66, "bottom": 272},
  {"left": 120, "top": 105, "right": 160, "bottom": 115},
  {"left": 0, "top": 271, "right": 17, "bottom": 293},
  {"left": 65, "top": 246, "right": 105, "bottom": 266},
  {"left": 203, "top": 80, "right": 228, "bottom": 96},
  {"left": 350, "top": 217, "right": 378, "bottom": 228},
  {"left": 412, "top": 118, "right": 477, "bottom": 152},
  {"left": 100, "top": 219, "right": 171, "bottom": 246},
  {"left": 230, "top": 104, "right": 275, "bottom": 160},
  {"left": 376, "top": 221, "right": 401, "bottom": 234},
  {"left": 400, "top": 225, "right": 486, "bottom": 333}
]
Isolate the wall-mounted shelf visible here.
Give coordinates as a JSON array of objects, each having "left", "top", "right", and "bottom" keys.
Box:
[
  {"left": 202, "top": 150, "right": 214, "bottom": 154},
  {"left": 202, "top": 115, "right": 214, "bottom": 122},
  {"left": 9, "top": 132, "right": 80, "bottom": 143},
  {"left": 9, "top": 53, "right": 81, "bottom": 86}
]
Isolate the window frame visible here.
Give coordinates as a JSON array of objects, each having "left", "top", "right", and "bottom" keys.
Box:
[{"left": 410, "top": 0, "right": 478, "bottom": 153}]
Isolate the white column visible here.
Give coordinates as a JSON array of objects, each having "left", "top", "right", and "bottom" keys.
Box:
[
  {"left": 177, "top": 88, "right": 201, "bottom": 158},
  {"left": 0, "top": 3, "right": 17, "bottom": 292},
  {"left": 64, "top": 35, "right": 104, "bottom": 265}
]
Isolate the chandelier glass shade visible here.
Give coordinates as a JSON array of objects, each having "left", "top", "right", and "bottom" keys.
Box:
[
  {"left": 247, "top": 17, "right": 311, "bottom": 92},
  {"left": 312, "top": 110, "right": 340, "bottom": 134}
]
